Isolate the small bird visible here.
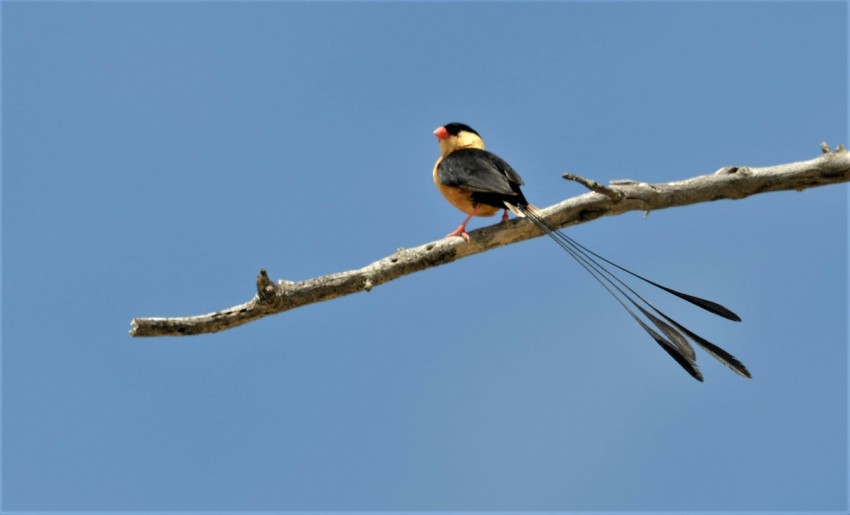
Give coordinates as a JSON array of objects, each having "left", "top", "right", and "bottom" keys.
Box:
[{"left": 432, "top": 122, "right": 750, "bottom": 381}]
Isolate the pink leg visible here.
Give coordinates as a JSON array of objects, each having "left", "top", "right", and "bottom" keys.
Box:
[
  {"left": 501, "top": 209, "right": 510, "bottom": 223},
  {"left": 446, "top": 206, "right": 480, "bottom": 242}
]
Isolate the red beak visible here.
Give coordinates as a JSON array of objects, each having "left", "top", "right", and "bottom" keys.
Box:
[{"left": 433, "top": 126, "right": 449, "bottom": 140}]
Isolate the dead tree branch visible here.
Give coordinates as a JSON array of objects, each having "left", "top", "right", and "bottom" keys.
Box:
[{"left": 130, "top": 144, "right": 849, "bottom": 337}]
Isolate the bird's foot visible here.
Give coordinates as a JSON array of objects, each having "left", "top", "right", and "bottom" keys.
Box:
[
  {"left": 501, "top": 210, "right": 510, "bottom": 223},
  {"left": 446, "top": 225, "right": 470, "bottom": 242}
]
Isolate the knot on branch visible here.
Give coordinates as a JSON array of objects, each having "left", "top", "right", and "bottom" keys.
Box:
[
  {"left": 820, "top": 141, "right": 847, "bottom": 154},
  {"left": 714, "top": 166, "right": 751, "bottom": 176},
  {"left": 256, "top": 268, "right": 279, "bottom": 305}
]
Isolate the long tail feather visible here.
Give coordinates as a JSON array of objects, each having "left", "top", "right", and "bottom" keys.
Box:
[
  {"left": 514, "top": 205, "right": 749, "bottom": 380},
  {"left": 562, "top": 235, "right": 742, "bottom": 322},
  {"left": 555, "top": 230, "right": 704, "bottom": 381}
]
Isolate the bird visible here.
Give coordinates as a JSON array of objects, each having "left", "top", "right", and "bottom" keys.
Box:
[{"left": 432, "top": 122, "right": 750, "bottom": 381}]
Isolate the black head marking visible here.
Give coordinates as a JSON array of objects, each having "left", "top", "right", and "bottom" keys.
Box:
[{"left": 443, "top": 122, "right": 480, "bottom": 137}]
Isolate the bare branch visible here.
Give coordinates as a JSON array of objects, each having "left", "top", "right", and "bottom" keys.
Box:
[{"left": 130, "top": 145, "right": 849, "bottom": 337}]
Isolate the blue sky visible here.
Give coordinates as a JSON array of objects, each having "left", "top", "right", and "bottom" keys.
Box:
[{"left": 2, "top": 2, "right": 847, "bottom": 513}]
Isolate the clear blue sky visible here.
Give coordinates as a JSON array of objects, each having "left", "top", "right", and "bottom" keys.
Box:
[{"left": 2, "top": 2, "right": 847, "bottom": 513}]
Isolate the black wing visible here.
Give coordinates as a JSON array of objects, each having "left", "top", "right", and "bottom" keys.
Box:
[{"left": 437, "top": 148, "right": 525, "bottom": 195}]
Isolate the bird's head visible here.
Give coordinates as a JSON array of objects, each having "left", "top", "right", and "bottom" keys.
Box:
[{"left": 433, "top": 122, "right": 485, "bottom": 156}]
